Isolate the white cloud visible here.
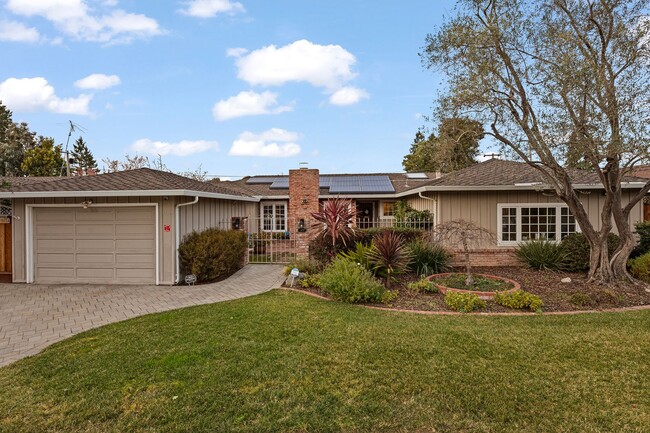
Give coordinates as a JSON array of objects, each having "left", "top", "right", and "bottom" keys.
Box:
[
  {"left": 0, "top": 77, "right": 92, "bottom": 115},
  {"left": 179, "top": 0, "right": 245, "bottom": 18},
  {"left": 226, "top": 47, "right": 248, "bottom": 57},
  {"left": 213, "top": 90, "right": 292, "bottom": 121},
  {"left": 236, "top": 39, "right": 358, "bottom": 90},
  {"left": 131, "top": 139, "right": 219, "bottom": 156},
  {"left": 5, "top": 0, "right": 163, "bottom": 43},
  {"left": 74, "top": 73, "right": 121, "bottom": 90},
  {"left": 229, "top": 128, "right": 301, "bottom": 157},
  {"left": 0, "top": 20, "right": 40, "bottom": 42},
  {"left": 329, "top": 86, "right": 369, "bottom": 106}
]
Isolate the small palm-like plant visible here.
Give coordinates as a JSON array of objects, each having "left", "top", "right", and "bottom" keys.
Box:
[
  {"left": 368, "top": 231, "right": 412, "bottom": 288},
  {"left": 311, "top": 198, "right": 355, "bottom": 255}
]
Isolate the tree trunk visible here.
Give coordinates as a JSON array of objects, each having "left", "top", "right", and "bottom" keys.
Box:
[{"left": 463, "top": 236, "right": 474, "bottom": 286}]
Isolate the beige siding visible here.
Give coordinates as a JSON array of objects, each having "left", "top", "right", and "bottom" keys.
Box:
[
  {"left": 405, "top": 193, "right": 437, "bottom": 214},
  {"left": 177, "top": 198, "right": 257, "bottom": 240},
  {"left": 437, "top": 190, "right": 645, "bottom": 249}
]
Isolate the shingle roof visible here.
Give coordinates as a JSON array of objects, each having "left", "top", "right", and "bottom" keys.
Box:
[
  {"left": 423, "top": 159, "right": 647, "bottom": 189},
  {"left": 0, "top": 168, "right": 252, "bottom": 198},
  {"left": 219, "top": 172, "right": 439, "bottom": 197}
]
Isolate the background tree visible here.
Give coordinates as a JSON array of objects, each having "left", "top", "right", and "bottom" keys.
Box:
[
  {"left": 71, "top": 137, "right": 97, "bottom": 174},
  {"left": 0, "top": 102, "right": 36, "bottom": 176},
  {"left": 423, "top": 0, "right": 650, "bottom": 283},
  {"left": 402, "top": 117, "right": 484, "bottom": 172},
  {"left": 21, "top": 137, "right": 64, "bottom": 176},
  {"left": 102, "top": 154, "right": 151, "bottom": 172}
]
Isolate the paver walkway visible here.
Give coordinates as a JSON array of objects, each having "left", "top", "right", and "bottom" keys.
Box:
[{"left": 0, "top": 264, "right": 285, "bottom": 367}]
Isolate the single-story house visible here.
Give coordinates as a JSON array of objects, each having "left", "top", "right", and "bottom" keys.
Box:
[{"left": 1, "top": 159, "right": 647, "bottom": 285}]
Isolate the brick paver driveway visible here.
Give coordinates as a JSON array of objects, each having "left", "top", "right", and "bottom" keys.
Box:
[{"left": 0, "top": 264, "right": 285, "bottom": 367}]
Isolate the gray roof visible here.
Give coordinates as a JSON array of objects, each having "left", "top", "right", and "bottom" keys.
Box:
[
  {"left": 422, "top": 159, "right": 648, "bottom": 190},
  {"left": 0, "top": 168, "right": 255, "bottom": 200},
  {"left": 219, "top": 172, "right": 440, "bottom": 197}
]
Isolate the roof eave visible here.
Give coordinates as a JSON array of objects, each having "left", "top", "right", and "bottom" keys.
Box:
[{"left": 0, "top": 189, "right": 259, "bottom": 202}]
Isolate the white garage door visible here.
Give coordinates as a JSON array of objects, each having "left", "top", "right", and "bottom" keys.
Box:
[{"left": 33, "top": 207, "right": 156, "bottom": 284}]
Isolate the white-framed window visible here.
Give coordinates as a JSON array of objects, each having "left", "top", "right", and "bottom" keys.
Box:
[
  {"left": 261, "top": 202, "right": 287, "bottom": 232},
  {"left": 497, "top": 203, "right": 579, "bottom": 246},
  {"left": 381, "top": 201, "right": 396, "bottom": 218}
]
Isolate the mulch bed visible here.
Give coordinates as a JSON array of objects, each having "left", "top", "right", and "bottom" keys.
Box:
[{"left": 293, "top": 266, "right": 650, "bottom": 313}]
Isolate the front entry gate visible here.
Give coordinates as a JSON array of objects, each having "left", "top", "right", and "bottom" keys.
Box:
[{"left": 247, "top": 217, "right": 298, "bottom": 264}]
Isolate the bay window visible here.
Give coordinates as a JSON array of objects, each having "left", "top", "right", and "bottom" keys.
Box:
[{"left": 497, "top": 204, "right": 578, "bottom": 246}]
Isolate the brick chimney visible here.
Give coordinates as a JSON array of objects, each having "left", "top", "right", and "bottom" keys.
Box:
[{"left": 289, "top": 167, "right": 320, "bottom": 259}]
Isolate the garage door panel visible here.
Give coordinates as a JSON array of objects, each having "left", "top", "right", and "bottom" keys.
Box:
[
  {"left": 76, "top": 239, "right": 115, "bottom": 250},
  {"left": 35, "top": 225, "right": 75, "bottom": 237},
  {"left": 35, "top": 209, "right": 73, "bottom": 222},
  {"left": 75, "top": 209, "right": 116, "bottom": 221},
  {"left": 37, "top": 253, "right": 74, "bottom": 264},
  {"left": 116, "top": 239, "right": 155, "bottom": 250},
  {"left": 36, "top": 268, "right": 75, "bottom": 278},
  {"left": 33, "top": 207, "right": 156, "bottom": 284},
  {"left": 116, "top": 268, "right": 155, "bottom": 279},
  {"left": 116, "top": 253, "right": 155, "bottom": 265},
  {"left": 77, "top": 268, "right": 115, "bottom": 279},
  {"left": 116, "top": 224, "right": 155, "bottom": 236},
  {"left": 36, "top": 239, "right": 75, "bottom": 250},
  {"left": 76, "top": 254, "right": 115, "bottom": 265},
  {"left": 116, "top": 208, "right": 154, "bottom": 220},
  {"left": 76, "top": 224, "right": 115, "bottom": 236}
]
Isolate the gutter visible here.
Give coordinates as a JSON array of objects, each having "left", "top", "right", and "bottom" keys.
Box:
[
  {"left": 175, "top": 196, "right": 199, "bottom": 284},
  {"left": 0, "top": 189, "right": 260, "bottom": 202}
]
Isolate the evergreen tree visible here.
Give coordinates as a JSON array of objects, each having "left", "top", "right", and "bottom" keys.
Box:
[{"left": 71, "top": 137, "right": 97, "bottom": 174}]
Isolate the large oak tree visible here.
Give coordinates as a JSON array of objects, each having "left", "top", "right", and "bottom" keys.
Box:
[{"left": 424, "top": 0, "right": 650, "bottom": 283}]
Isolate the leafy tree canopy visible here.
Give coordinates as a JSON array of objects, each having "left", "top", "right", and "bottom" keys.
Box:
[
  {"left": 403, "top": 117, "right": 484, "bottom": 173},
  {"left": 21, "top": 137, "right": 65, "bottom": 177}
]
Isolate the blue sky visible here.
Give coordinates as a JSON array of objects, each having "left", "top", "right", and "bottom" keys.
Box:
[{"left": 0, "top": 0, "right": 489, "bottom": 178}]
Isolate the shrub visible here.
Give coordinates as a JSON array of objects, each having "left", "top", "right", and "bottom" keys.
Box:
[
  {"left": 631, "top": 221, "right": 650, "bottom": 259},
  {"left": 368, "top": 231, "right": 413, "bottom": 288},
  {"left": 408, "top": 240, "right": 451, "bottom": 276},
  {"left": 339, "top": 242, "right": 377, "bottom": 273},
  {"left": 178, "top": 228, "right": 247, "bottom": 283},
  {"left": 516, "top": 240, "right": 566, "bottom": 270},
  {"left": 628, "top": 252, "right": 650, "bottom": 283},
  {"left": 318, "top": 257, "right": 388, "bottom": 303},
  {"left": 356, "top": 227, "right": 423, "bottom": 245},
  {"left": 407, "top": 278, "right": 439, "bottom": 293},
  {"left": 283, "top": 258, "right": 323, "bottom": 276},
  {"left": 560, "top": 233, "right": 620, "bottom": 272},
  {"left": 444, "top": 292, "right": 486, "bottom": 312},
  {"left": 299, "top": 274, "right": 321, "bottom": 289},
  {"left": 570, "top": 292, "right": 596, "bottom": 308},
  {"left": 493, "top": 290, "right": 543, "bottom": 312}
]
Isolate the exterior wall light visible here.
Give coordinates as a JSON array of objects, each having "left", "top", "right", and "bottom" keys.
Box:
[{"left": 298, "top": 218, "right": 306, "bottom": 232}]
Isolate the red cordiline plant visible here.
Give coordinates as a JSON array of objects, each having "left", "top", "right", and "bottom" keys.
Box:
[
  {"left": 311, "top": 198, "right": 355, "bottom": 255},
  {"left": 368, "top": 231, "right": 413, "bottom": 289}
]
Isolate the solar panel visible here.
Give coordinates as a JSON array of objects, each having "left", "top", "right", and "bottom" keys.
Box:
[
  {"left": 328, "top": 175, "right": 394, "bottom": 193},
  {"left": 405, "top": 173, "right": 428, "bottom": 179},
  {"left": 246, "top": 177, "right": 284, "bottom": 184},
  {"left": 270, "top": 178, "right": 290, "bottom": 189}
]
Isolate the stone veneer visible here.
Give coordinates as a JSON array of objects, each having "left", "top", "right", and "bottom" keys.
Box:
[{"left": 288, "top": 168, "right": 320, "bottom": 258}]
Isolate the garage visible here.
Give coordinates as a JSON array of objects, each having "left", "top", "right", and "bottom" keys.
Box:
[{"left": 31, "top": 206, "right": 157, "bottom": 285}]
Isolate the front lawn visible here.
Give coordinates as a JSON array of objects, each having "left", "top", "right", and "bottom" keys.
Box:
[{"left": 1, "top": 290, "right": 649, "bottom": 432}]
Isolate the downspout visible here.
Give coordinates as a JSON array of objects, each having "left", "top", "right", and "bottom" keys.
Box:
[
  {"left": 418, "top": 191, "right": 438, "bottom": 227},
  {"left": 175, "top": 196, "right": 199, "bottom": 284}
]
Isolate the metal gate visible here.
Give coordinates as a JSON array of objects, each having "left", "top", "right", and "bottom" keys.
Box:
[{"left": 247, "top": 217, "right": 298, "bottom": 264}]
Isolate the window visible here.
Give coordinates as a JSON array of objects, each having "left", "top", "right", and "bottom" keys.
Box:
[
  {"left": 382, "top": 201, "right": 396, "bottom": 217},
  {"left": 498, "top": 204, "right": 578, "bottom": 245},
  {"left": 261, "top": 202, "right": 286, "bottom": 232}
]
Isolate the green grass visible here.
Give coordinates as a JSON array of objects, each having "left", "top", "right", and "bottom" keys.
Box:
[
  {"left": 1, "top": 291, "right": 649, "bottom": 433},
  {"left": 433, "top": 273, "right": 515, "bottom": 291}
]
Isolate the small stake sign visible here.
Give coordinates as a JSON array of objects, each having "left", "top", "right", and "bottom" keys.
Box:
[{"left": 290, "top": 268, "right": 299, "bottom": 277}]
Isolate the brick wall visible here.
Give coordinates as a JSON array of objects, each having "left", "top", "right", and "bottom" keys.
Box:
[
  {"left": 288, "top": 168, "right": 320, "bottom": 258},
  {"left": 449, "top": 249, "right": 522, "bottom": 267}
]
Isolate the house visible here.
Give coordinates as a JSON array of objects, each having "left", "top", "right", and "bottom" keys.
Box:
[
  {"left": 0, "top": 169, "right": 257, "bottom": 285},
  {"left": 1, "top": 159, "right": 646, "bottom": 285}
]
